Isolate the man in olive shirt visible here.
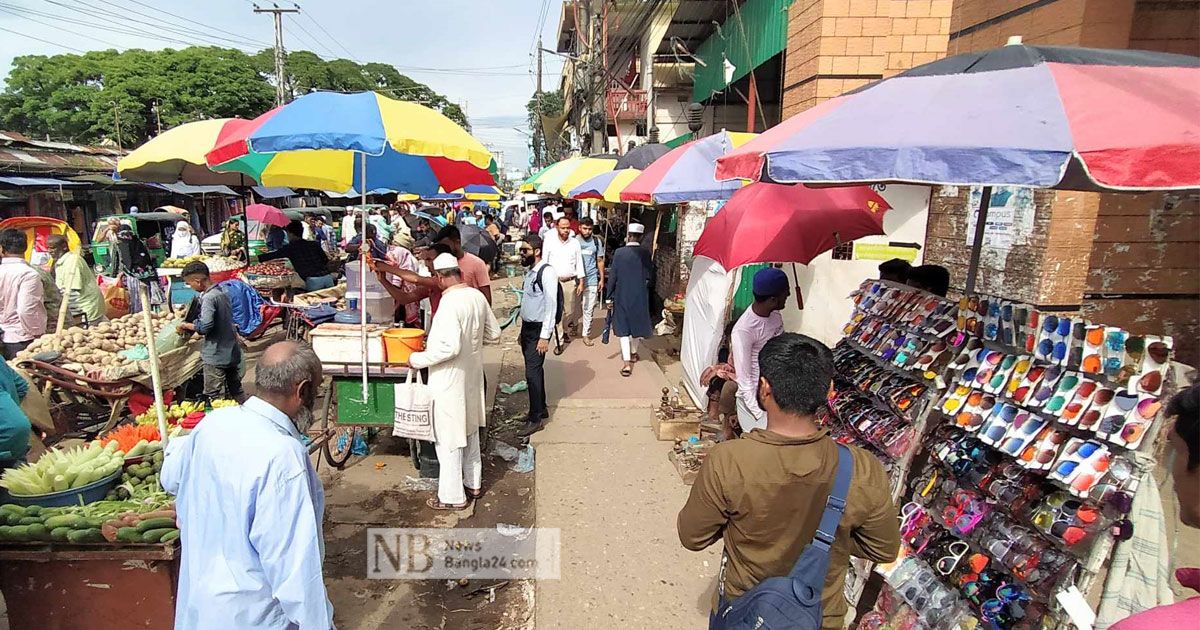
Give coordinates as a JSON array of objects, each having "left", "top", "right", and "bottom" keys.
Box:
[{"left": 678, "top": 333, "right": 899, "bottom": 630}]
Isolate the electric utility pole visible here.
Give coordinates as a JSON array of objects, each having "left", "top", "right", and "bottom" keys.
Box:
[
  {"left": 110, "top": 101, "right": 122, "bottom": 150},
  {"left": 254, "top": 4, "right": 299, "bottom": 107},
  {"left": 534, "top": 37, "right": 544, "bottom": 168}
]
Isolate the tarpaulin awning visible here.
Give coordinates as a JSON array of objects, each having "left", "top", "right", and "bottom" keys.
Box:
[
  {"left": 152, "top": 182, "right": 239, "bottom": 196},
  {"left": 252, "top": 186, "right": 296, "bottom": 199},
  {"left": 0, "top": 176, "right": 88, "bottom": 187}
]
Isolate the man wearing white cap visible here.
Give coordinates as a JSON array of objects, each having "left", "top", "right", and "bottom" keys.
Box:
[
  {"left": 607, "top": 223, "right": 654, "bottom": 377},
  {"left": 407, "top": 253, "right": 502, "bottom": 511}
]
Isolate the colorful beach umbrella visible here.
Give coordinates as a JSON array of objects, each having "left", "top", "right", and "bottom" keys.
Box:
[
  {"left": 568, "top": 168, "right": 643, "bottom": 203},
  {"left": 522, "top": 155, "right": 619, "bottom": 196},
  {"left": 118, "top": 118, "right": 254, "bottom": 186},
  {"left": 693, "top": 184, "right": 891, "bottom": 269},
  {"left": 205, "top": 91, "right": 496, "bottom": 194},
  {"left": 620, "top": 131, "right": 757, "bottom": 204},
  {"left": 454, "top": 184, "right": 504, "bottom": 201},
  {"left": 716, "top": 45, "right": 1200, "bottom": 192}
]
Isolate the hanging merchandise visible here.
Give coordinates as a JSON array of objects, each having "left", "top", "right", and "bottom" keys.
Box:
[{"left": 833, "top": 279, "right": 1175, "bottom": 630}]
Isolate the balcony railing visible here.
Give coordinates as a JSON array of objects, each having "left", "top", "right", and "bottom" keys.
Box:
[{"left": 605, "top": 89, "right": 648, "bottom": 121}]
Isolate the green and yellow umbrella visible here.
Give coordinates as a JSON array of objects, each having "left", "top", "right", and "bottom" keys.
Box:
[{"left": 520, "top": 155, "right": 619, "bottom": 197}]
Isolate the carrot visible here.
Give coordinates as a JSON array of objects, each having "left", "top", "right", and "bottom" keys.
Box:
[{"left": 96, "top": 424, "right": 162, "bottom": 453}]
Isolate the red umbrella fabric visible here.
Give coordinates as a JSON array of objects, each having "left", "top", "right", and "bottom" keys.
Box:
[
  {"left": 693, "top": 184, "right": 891, "bottom": 269},
  {"left": 245, "top": 203, "right": 291, "bottom": 227}
]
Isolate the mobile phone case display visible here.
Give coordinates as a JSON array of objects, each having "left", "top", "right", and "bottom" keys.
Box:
[
  {"left": 859, "top": 291, "right": 1173, "bottom": 630},
  {"left": 829, "top": 280, "right": 963, "bottom": 606}
]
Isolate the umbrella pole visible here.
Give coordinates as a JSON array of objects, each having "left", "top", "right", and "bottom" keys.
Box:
[
  {"left": 964, "top": 186, "right": 992, "bottom": 294},
  {"left": 138, "top": 281, "right": 170, "bottom": 448},
  {"left": 650, "top": 208, "right": 665, "bottom": 256},
  {"left": 360, "top": 157, "right": 369, "bottom": 401},
  {"left": 790, "top": 263, "right": 804, "bottom": 310}
]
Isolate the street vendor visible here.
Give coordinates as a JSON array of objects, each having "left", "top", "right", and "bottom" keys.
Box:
[
  {"left": 170, "top": 220, "right": 202, "bottom": 259},
  {"left": 161, "top": 341, "right": 333, "bottom": 629},
  {"left": 48, "top": 234, "right": 106, "bottom": 325},
  {"left": 725, "top": 267, "right": 789, "bottom": 433},
  {"left": 179, "top": 261, "right": 244, "bottom": 402},
  {"left": 257, "top": 221, "right": 334, "bottom": 292},
  {"left": 220, "top": 218, "right": 247, "bottom": 261}
]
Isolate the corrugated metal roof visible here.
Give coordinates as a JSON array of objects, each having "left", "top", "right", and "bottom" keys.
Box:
[
  {"left": 152, "top": 182, "right": 239, "bottom": 196},
  {"left": 0, "top": 130, "right": 125, "bottom": 175},
  {"left": 693, "top": 0, "right": 794, "bottom": 101},
  {"left": 0, "top": 176, "right": 89, "bottom": 187}
]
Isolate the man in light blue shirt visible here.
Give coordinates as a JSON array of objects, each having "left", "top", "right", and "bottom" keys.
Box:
[
  {"left": 576, "top": 217, "right": 605, "bottom": 346},
  {"left": 517, "top": 234, "right": 558, "bottom": 438},
  {"left": 162, "top": 341, "right": 333, "bottom": 629}
]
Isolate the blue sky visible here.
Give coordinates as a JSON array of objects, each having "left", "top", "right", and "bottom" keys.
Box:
[{"left": 0, "top": 0, "right": 566, "bottom": 173}]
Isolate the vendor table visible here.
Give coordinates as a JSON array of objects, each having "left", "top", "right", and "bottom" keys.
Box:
[{"left": 0, "top": 543, "right": 178, "bottom": 629}]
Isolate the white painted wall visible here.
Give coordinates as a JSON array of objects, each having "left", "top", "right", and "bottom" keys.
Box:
[{"left": 779, "top": 184, "right": 932, "bottom": 347}]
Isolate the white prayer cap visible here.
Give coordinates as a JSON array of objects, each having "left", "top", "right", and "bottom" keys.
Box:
[
  {"left": 432, "top": 253, "right": 459, "bottom": 271},
  {"left": 627, "top": 222, "right": 645, "bottom": 234}
]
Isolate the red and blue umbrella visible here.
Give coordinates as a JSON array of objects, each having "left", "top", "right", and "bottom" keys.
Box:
[
  {"left": 620, "top": 131, "right": 757, "bottom": 204},
  {"left": 717, "top": 45, "right": 1200, "bottom": 192}
]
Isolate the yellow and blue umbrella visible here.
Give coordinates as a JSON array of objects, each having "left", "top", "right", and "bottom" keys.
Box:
[
  {"left": 205, "top": 91, "right": 496, "bottom": 194},
  {"left": 520, "top": 155, "right": 619, "bottom": 197},
  {"left": 453, "top": 184, "right": 504, "bottom": 201},
  {"left": 118, "top": 118, "right": 255, "bottom": 185},
  {"left": 567, "top": 168, "right": 642, "bottom": 203}
]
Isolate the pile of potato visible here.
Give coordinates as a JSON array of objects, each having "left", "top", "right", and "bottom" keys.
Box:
[{"left": 15, "top": 308, "right": 187, "bottom": 373}]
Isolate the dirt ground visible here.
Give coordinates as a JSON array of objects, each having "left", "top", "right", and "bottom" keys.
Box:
[{"left": 316, "top": 275, "right": 538, "bottom": 630}]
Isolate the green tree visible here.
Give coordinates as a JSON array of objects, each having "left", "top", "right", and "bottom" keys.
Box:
[
  {"left": 0, "top": 46, "right": 469, "bottom": 145},
  {"left": 526, "top": 90, "right": 565, "bottom": 167}
]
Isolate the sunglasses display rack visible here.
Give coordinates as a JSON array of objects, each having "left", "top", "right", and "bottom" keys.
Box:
[
  {"left": 831, "top": 281, "right": 967, "bottom": 609},
  {"left": 846, "top": 282, "right": 1179, "bottom": 630}
]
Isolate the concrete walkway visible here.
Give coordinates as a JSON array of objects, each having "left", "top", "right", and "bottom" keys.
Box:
[{"left": 531, "top": 335, "right": 720, "bottom": 628}]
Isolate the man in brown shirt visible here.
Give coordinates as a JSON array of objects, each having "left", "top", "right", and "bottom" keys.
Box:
[{"left": 678, "top": 333, "right": 900, "bottom": 629}]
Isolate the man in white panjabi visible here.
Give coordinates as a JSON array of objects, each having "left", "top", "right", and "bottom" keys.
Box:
[{"left": 408, "top": 253, "right": 501, "bottom": 511}]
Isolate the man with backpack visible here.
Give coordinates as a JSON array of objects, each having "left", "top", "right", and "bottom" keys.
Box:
[
  {"left": 516, "top": 234, "right": 560, "bottom": 438},
  {"left": 677, "top": 333, "right": 899, "bottom": 629}
]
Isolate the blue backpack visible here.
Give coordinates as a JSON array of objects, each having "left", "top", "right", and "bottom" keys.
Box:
[{"left": 713, "top": 444, "right": 853, "bottom": 630}]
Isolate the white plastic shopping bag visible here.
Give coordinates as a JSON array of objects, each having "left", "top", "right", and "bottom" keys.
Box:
[{"left": 392, "top": 368, "right": 435, "bottom": 441}]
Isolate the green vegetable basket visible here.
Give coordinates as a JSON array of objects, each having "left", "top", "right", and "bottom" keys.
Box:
[{"left": 0, "top": 470, "right": 122, "bottom": 508}]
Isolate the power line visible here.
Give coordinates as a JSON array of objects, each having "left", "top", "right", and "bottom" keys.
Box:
[
  {"left": 0, "top": 5, "right": 123, "bottom": 48},
  {"left": 63, "top": 0, "right": 257, "bottom": 49},
  {"left": 285, "top": 15, "right": 339, "bottom": 59},
  {"left": 116, "top": 0, "right": 274, "bottom": 48},
  {"left": 0, "top": 24, "right": 85, "bottom": 53},
  {"left": 44, "top": 0, "right": 258, "bottom": 51},
  {"left": 17, "top": 1, "right": 209, "bottom": 47},
  {"left": 294, "top": 3, "right": 360, "bottom": 62}
]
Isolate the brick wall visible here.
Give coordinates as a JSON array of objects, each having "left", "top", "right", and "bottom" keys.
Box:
[
  {"left": 781, "top": 0, "right": 951, "bottom": 116},
  {"left": 1129, "top": 0, "right": 1200, "bottom": 53},
  {"left": 947, "top": 0, "right": 1136, "bottom": 52},
  {"left": 1081, "top": 193, "right": 1200, "bottom": 366}
]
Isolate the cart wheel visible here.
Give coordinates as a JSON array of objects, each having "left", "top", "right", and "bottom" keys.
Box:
[
  {"left": 323, "top": 427, "right": 355, "bottom": 468},
  {"left": 320, "top": 382, "right": 353, "bottom": 469},
  {"left": 553, "top": 343, "right": 565, "bottom": 355}
]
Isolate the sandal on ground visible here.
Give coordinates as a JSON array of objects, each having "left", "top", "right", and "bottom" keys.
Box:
[
  {"left": 620, "top": 365, "right": 632, "bottom": 377},
  {"left": 582, "top": 337, "right": 594, "bottom": 346},
  {"left": 465, "top": 487, "right": 484, "bottom": 500},
  {"left": 427, "top": 497, "right": 470, "bottom": 511},
  {"left": 631, "top": 353, "right": 641, "bottom": 363}
]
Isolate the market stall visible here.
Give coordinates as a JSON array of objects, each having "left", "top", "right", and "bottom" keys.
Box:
[
  {"left": 0, "top": 434, "right": 181, "bottom": 629},
  {"left": 827, "top": 278, "right": 1178, "bottom": 630},
  {"left": 12, "top": 308, "right": 200, "bottom": 444}
]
